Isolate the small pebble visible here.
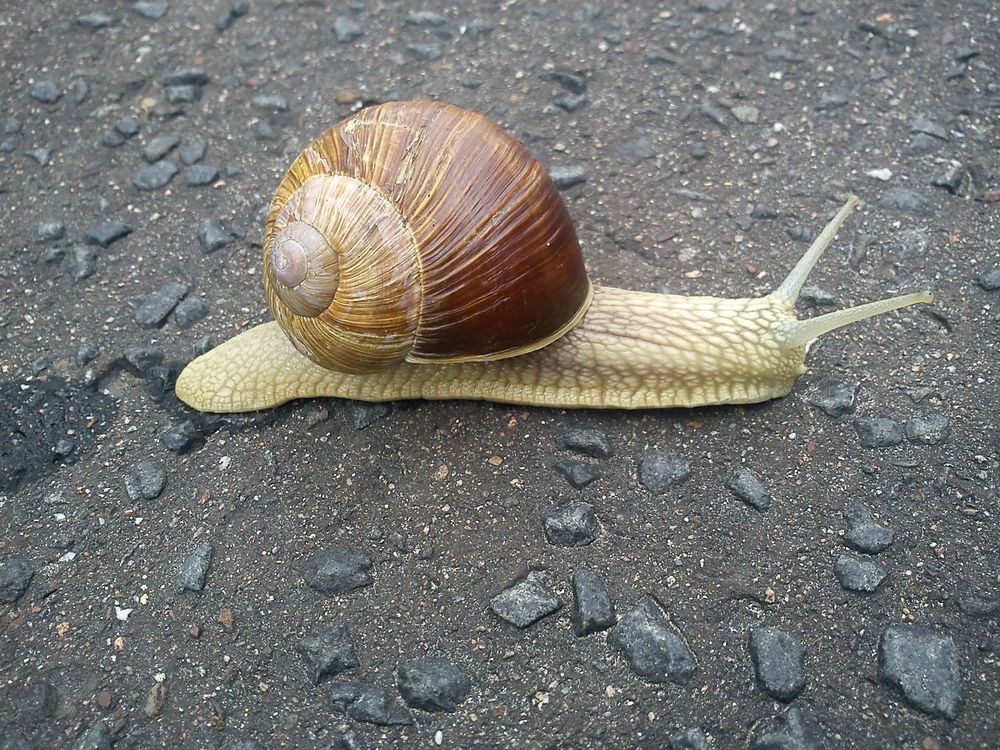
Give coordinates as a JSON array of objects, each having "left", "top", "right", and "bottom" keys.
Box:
[
  {"left": 124, "top": 344, "right": 163, "bottom": 371},
  {"left": 134, "top": 281, "right": 189, "bottom": 328},
  {"left": 879, "top": 625, "right": 963, "bottom": 719},
  {"left": 610, "top": 137, "right": 654, "bottom": 160},
  {"left": 799, "top": 285, "right": 837, "bottom": 306},
  {"left": 751, "top": 203, "right": 778, "bottom": 219},
  {"left": 76, "top": 12, "right": 114, "bottom": 30},
  {"left": 552, "top": 458, "right": 601, "bottom": 489},
  {"left": 75, "top": 343, "right": 100, "bottom": 366},
  {"left": 669, "top": 728, "right": 710, "bottom": 750},
  {"left": 198, "top": 217, "right": 230, "bottom": 253},
  {"left": 638, "top": 450, "right": 692, "bottom": 494},
  {"left": 749, "top": 708, "right": 822, "bottom": 750},
  {"left": 0, "top": 558, "right": 33, "bottom": 603},
  {"left": 407, "top": 43, "right": 442, "bottom": 61},
  {"left": 543, "top": 501, "right": 598, "bottom": 546},
  {"left": 36, "top": 218, "right": 65, "bottom": 242},
  {"left": 42, "top": 247, "right": 65, "bottom": 264},
  {"left": 333, "top": 15, "right": 363, "bottom": 43},
  {"left": 909, "top": 116, "right": 949, "bottom": 140},
  {"left": 115, "top": 116, "right": 141, "bottom": 137},
  {"left": 878, "top": 187, "right": 932, "bottom": 217},
  {"left": 179, "top": 140, "right": 206, "bottom": 165},
  {"left": 732, "top": 105, "right": 759, "bottom": 124},
  {"left": 406, "top": 10, "right": 448, "bottom": 27},
  {"left": 177, "top": 542, "right": 214, "bottom": 591},
  {"left": 25, "top": 147, "right": 52, "bottom": 166},
  {"left": 843, "top": 506, "right": 894, "bottom": 554},
  {"left": 866, "top": 167, "right": 893, "bottom": 182},
  {"left": 68, "top": 247, "right": 97, "bottom": 282},
  {"left": 932, "top": 163, "right": 966, "bottom": 194},
  {"left": 347, "top": 686, "right": 414, "bottom": 726},
  {"left": 124, "top": 460, "right": 167, "bottom": 501},
  {"left": 74, "top": 720, "right": 114, "bottom": 750},
  {"left": 977, "top": 267, "right": 1000, "bottom": 291},
  {"left": 162, "top": 68, "right": 210, "bottom": 87},
  {"left": 726, "top": 467, "right": 772, "bottom": 511},
  {"left": 302, "top": 547, "right": 374, "bottom": 596},
  {"left": 908, "top": 133, "right": 941, "bottom": 156},
  {"left": 251, "top": 94, "right": 289, "bottom": 112},
  {"left": 294, "top": 625, "right": 360, "bottom": 684},
  {"left": 185, "top": 164, "right": 219, "bottom": 186},
  {"left": 609, "top": 595, "right": 696, "bottom": 685},
  {"left": 749, "top": 627, "right": 807, "bottom": 702},
  {"left": 814, "top": 92, "right": 849, "bottom": 110},
  {"left": 30, "top": 80, "right": 61, "bottom": 103},
  {"left": 549, "top": 164, "right": 588, "bottom": 189},
  {"left": 853, "top": 417, "right": 904, "bottom": 448},
  {"left": 85, "top": 222, "right": 131, "bottom": 248},
  {"left": 555, "top": 428, "right": 612, "bottom": 458},
  {"left": 554, "top": 93, "right": 588, "bottom": 112},
  {"left": 396, "top": 660, "right": 472, "bottom": 712},
  {"left": 490, "top": 571, "right": 561, "bottom": 628},
  {"left": 165, "top": 85, "right": 200, "bottom": 103},
  {"left": 173, "top": 297, "right": 209, "bottom": 329},
  {"left": 904, "top": 415, "right": 950, "bottom": 445},
  {"left": 160, "top": 420, "right": 200, "bottom": 452},
  {"left": 571, "top": 568, "right": 615, "bottom": 636},
  {"left": 134, "top": 1, "right": 169, "bottom": 20},
  {"left": 805, "top": 376, "right": 859, "bottom": 417},
  {"left": 834, "top": 555, "right": 889, "bottom": 593},
  {"left": 143, "top": 134, "right": 180, "bottom": 162},
  {"left": 132, "top": 160, "right": 178, "bottom": 190}
]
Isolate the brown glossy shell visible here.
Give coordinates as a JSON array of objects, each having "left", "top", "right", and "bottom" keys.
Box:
[{"left": 262, "top": 100, "right": 593, "bottom": 374}]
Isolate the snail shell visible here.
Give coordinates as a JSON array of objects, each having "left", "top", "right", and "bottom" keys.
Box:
[{"left": 263, "top": 100, "right": 593, "bottom": 374}]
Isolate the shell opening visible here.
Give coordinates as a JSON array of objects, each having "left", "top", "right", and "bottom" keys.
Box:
[{"left": 268, "top": 220, "right": 340, "bottom": 318}]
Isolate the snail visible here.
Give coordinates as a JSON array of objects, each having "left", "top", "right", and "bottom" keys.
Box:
[{"left": 175, "top": 100, "right": 932, "bottom": 413}]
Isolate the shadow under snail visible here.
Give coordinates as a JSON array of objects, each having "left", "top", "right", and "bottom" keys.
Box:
[{"left": 176, "top": 100, "right": 932, "bottom": 413}]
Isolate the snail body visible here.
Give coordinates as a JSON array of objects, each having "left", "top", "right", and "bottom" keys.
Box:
[{"left": 176, "top": 101, "right": 931, "bottom": 413}]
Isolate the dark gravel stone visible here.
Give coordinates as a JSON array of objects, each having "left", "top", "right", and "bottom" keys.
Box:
[
  {"left": 134, "top": 1, "right": 169, "bottom": 20},
  {"left": 490, "top": 571, "right": 561, "bottom": 628},
  {"left": 749, "top": 627, "right": 807, "bottom": 702},
  {"left": 179, "top": 140, "right": 206, "bottom": 165},
  {"left": 958, "top": 596, "right": 1000, "bottom": 618},
  {"left": 932, "top": 163, "right": 966, "bottom": 194},
  {"left": 814, "top": 92, "right": 849, "bottom": 110},
  {"left": 347, "top": 686, "right": 414, "bottom": 726},
  {"left": 25, "top": 147, "right": 52, "bottom": 166},
  {"left": 639, "top": 450, "right": 692, "bottom": 494},
  {"left": 251, "top": 94, "right": 289, "bottom": 112},
  {"left": 541, "top": 69, "right": 587, "bottom": 94},
  {"left": 571, "top": 568, "right": 615, "bottom": 636},
  {"left": 553, "top": 458, "right": 601, "bottom": 489},
  {"left": 173, "top": 297, "right": 209, "bottom": 329},
  {"left": 799, "top": 285, "right": 837, "bottom": 306},
  {"left": 977, "top": 266, "right": 1000, "bottom": 291},
  {"left": 124, "top": 460, "right": 167, "bottom": 501},
  {"left": 75, "top": 343, "right": 100, "bottom": 366},
  {"left": 333, "top": 15, "right": 363, "bottom": 42},
  {"left": 198, "top": 217, "right": 230, "bottom": 253},
  {"left": 294, "top": 625, "right": 360, "bottom": 684},
  {"left": 101, "top": 129, "right": 126, "bottom": 148},
  {"left": 52, "top": 438, "right": 75, "bottom": 458},
  {"left": 160, "top": 419, "right": 200, "bottom": 452},
  {"left": 36, "top": 218, "right": 65, "bottom": 242},
  {"left": 165, "top": 84, "right": 200, "bottom": 103},
  {"left": 0, "top": 558, "right": 33, "bottom": 603},
  {"left": 30, "top": 80, "right": 61, "bottom": 103},
  {"left": 135, "top": 281, "right": 189, "bottom": 328},
  {"left": 396, "top": 660, "right": 472, "bottom": 712},
  {"left": 879, "top": 624, "right": 963, "bottom": 719},
  {"left": 252, "top": 119, "right": 276, "bottom": 140},
  {"left": 407, "top": 43, "right": 442, "bottom": 61},
  {"left": 751, "top": 203, "right": 778, "bottom": 219},
  {"left": 609, "top": 595, "right": 695, "bottom": 685},
  {"left": 340, "top": 400, "right": 391, "bottom": 429},
  {"left": 610, "top": 137, "right": 654, "bottom": 160},
  {"left": 85, "top": 222, "right": 131, "bottom": 247},
  {"left": 0, "top": 137, "right": 17, "bottom": 153},
  {"left": 42, "top": 247, "right": 64, "bottom": 264},
  {"left": 74, "top": 720, "right": 113, "bottom": 750},
  {"left": 908, "top": 132, "right": 941, "bottom": 155},
  {"left": 406, "top": 10, "right": 448, "bottom": 26},
  {"left": 853, "top": 417, "right": 904, "bottom": 448},
  {"left": 76, "top": 12, "right": 114, "bottom": 30},
  {"left": 4, "top": 116, "right": 22, "bottom": 134},
  {"left": 143, "top": 134, "right": 180, "bottom": 162},
  {"left": 543, "top": 501, "right": 597, "bottom": 546},
  {"left": 132, "top": 160, "right": 178, "bottom": 190},
  {"left": 555, "top": 428, "right": 613, "bottom": 458},
  {"left": 303, "top": 547, "right": 374, "bottom": 596},
  {"left": 549, "top": 164, "right": 588, "bottom": 189},
  {"left": 177, "top": 542, "right": 214, "bottom": 591},
  {"left": 904, "top": 415, "right": 950, "bottom": 445},
  {"left": 26, "top": 680, "right": 59, "bottom": 717},
  {"left": 726, "top": 467, "right": 772, "bottom": 511},
  {"left": 555, "top": 93, "right": 588, "bottom": 112},
  {"left": 184, "top": 164, "right": 219, "bottom": 186},
  {"left": 124, "top": 345, "right": 163, "bottom": 371},
  {"left": 669, "top": 728, "right": 709, "bottom": 750},
  {"left": 68, "top": 247, "right": 97, "bottom": 282},
  {"left": 843, "top": 506, "right": 894, "bottom": 554},
  {"left": 115, "top": 115, "right": 140, "bottom": 136},
  {"left": 834, "top": 555, "right": 888, "bottom": 593},
  {"left": 220, "top": 740, "right": 265, "bottom": 750},
  {"left": 909, "top": 116, "right": 949, "bottom": 140},
  {"left": 3, "top": 733, "right": 33, "bottom": 750},
  {"left": 877, "top": 187, "right": 932, "bottom": 217},
  {"left": 163, "top": 68, "right": 210, "bottom": 87},
  {"left": 750, "top": 707, "right": 821, "bottom": 750}
]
